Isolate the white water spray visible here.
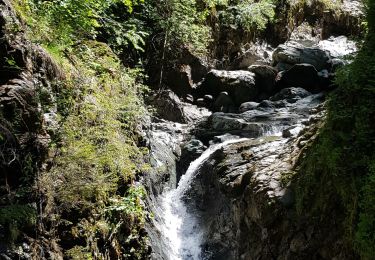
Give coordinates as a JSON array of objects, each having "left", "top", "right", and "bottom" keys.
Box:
[{"left": 158, "top": 138, "right": 248, "bottom": 260}]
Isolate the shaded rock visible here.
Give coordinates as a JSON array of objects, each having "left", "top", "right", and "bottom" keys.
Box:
[
  {"left": 198, "top": 70, "right": 258, "bottom": 106},
  {"left": 277, "top": 64, "right": 321, "bottom": 93},
  {"left": 162, "top": 48, "right": 211, "bottom": 96},
  {"left": 213, "top": 92, "right": 235, "bottom": 113},
  {"left": 239, "top": 102, "right": 259, "bottom": 113},
  {"left": 177, "top": 139, "right": 206, "bottom": 182},
  {"left": 321, "top": 0, "right": 364, "bottom": 39},
  {"left": 273, "top": 41, "right": 331, "bottom": 71},
  {"left": 203, "top": 94, "right": 214, "bottom": 108},
  {"left": 149, "top": 90, "right": 187, "bottom": 123},
  {"left": 247, "top": 65, "right": 277, "bottom": 96}
]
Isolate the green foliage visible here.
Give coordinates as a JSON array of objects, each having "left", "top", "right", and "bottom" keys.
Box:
[
  {"left": 35, "top": 40, "right": 149, "bottom": 258},
  {"left": 11, "top": 0, "right": 151, "bottom": 257},
  {"left": 14, "top": 0, "right": 147, "bottom": 53},
  {"left": 0, "top": 204, "right": 36, "bottom": 243},
  {"left": 293, "top": 0, "right": 375, "bottom": 257},
  {"left": 219, "top": 0, "right": 275, "bottom": 32},
  {"left": 151, "top": 0, "right": 214, "bottom": 56}
]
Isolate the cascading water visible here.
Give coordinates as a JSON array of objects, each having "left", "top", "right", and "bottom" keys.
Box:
[
  {"left": 148, "top": 93, "right": 325, "bottom": 259},
  {"left": 157, "top": 139, "right": 248, "bottom": 260}
]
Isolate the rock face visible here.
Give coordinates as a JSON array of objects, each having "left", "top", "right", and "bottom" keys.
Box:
[
  {"left": 0, "top": 0, "right": 63, "bottom": 258},
  {"left": 185, "top": 106, "right": 356, "bottom": 259},
  {"left": 0, "top": 1, "right": 62, "bottom": 188}
]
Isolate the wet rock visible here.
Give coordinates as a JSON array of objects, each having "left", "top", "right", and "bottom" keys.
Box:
[
  {"left": 273, "top": 41, "right": 331, "bottom": 71},
  {"left": 198, "top": 70, "right": 258, "bottom": 106},
  {"left": 270, "top": 87, "right": 311, "bottom": 103},
  {"left": 212, "top": 133, "right": 241, "bottom": 143},
  {"left": 186, "top": 106, "right": 330, "bottom": 260},
  {"left": 196, "top": 93, "right": 323, "bottom": 140},
  {"left": 239, "top": 102, "right": 259, "bottom": 113},
  {"left": 177, "top": 139, "right": 207, "bottom": 182},
  {"left": 258, "top": 100, "right": 276, "bottom": 109}
]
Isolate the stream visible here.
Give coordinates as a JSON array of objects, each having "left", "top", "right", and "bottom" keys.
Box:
[{"left": 145, "top": 36, "right": 357, "bottom": 260}]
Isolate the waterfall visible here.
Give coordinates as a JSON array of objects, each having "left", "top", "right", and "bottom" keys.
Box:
[{"left": 157, "top": 138, "right": 248, "bottom": 260}]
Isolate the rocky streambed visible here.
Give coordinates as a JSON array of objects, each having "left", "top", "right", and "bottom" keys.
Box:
[{"left": 144, "top": 34, "right": 358, "bottom": 260}]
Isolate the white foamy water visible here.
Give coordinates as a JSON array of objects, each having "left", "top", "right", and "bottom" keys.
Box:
[{"left": 158, "top": 138, "right": 248, "bottom": 260}]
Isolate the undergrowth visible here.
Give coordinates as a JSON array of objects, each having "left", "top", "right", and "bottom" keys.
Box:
[
  {"left": 293, "top": 0, "right": 375, "bottom": 258},
  {"left": 9, "top": 0, "right": 151, "bottom": 258}
]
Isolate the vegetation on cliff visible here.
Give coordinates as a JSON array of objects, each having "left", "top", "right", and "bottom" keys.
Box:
[{"left": 294, "top": 0, "right": 375, "bottom": 258}]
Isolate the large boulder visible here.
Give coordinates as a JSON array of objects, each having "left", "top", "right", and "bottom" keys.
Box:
[
  {"left": 230, "top": 42, "right": 273, "bottom": 69},
  {"left": 248, "top": 65, "right": 278, "bottom": 97},
  {"left": 273, "top": 41, "right": 331, "bottom": 71},
  {"left": 149, "top": 90, "right": 187, "bottom": 123},
  {"left": 197, "top": 70, "right": 259, "bottom": 106},
  {"left": 149, "top": 90, "right": 211, "bottom": 123},
  {"left": 276, "top": 64, "right": 322, "bottom": 93}
]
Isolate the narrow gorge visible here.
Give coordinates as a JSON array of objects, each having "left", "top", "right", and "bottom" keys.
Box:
[{"left": 1, "top": 0, "right": 374, "bottom": 259}]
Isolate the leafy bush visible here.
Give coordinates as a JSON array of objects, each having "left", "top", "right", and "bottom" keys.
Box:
[{"left": 218, "top": 0, "right": 276, "bottom": 32}]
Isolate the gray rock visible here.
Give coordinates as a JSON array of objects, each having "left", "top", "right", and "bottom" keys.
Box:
[
  {"left": 273, "top": 41, "right": 331, "bottom": 71},
  {"left": 149, "top": 90, "right": 187, "bottom": 123},
  {"left": 198, "top": 70, "right": 258, "bottom": 106},
  {"left": 270, "top": 87, "right": 311, "bottom": 103},
  {"left": 239, "top": 102, "right": 259, "bottom": 113},
  {"left": 230, "top": 42, "right": 273, "bottom": 69}
]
